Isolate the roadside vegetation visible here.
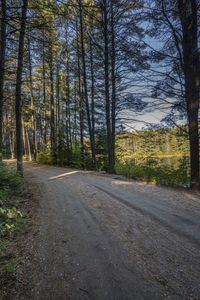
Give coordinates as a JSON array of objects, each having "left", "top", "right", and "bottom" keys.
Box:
[
  {"left": 115, "top": 162, "right": 189, "bottom": 187},
  {"left": 36, "top": 126, "right": 191, "bottom": 187},
  {"left": 0, "top": 164, "right": 28, "bottom": 290},
  {"left": 115, "top": 128, "right": 190, "bottom": 187}
]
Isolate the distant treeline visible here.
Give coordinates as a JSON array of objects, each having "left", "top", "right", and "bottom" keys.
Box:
[
  {"left": 116, "top": 127, "right": 190, "bottom": 162},
  {"left": 115, "top": 127, "right": 195, "bottom": 186}
]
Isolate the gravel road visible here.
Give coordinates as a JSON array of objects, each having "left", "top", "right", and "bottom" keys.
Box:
[{"left": 14, "top": 163, "right": 200, "bottom": 300}]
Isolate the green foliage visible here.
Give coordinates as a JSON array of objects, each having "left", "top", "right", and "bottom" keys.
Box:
[
  {"left": 116, "top": 160, "right": 189, "bottom": 187},
  {"left": 0, "top": 166, "right": 25, "bottom": 237},
  {"left": 116, "top": 127, "right": 189, "bottom": 164},
  {"left": 0, "top": 207, "right": 24, "bottom": 237},
  {"left": 0, "top": 166, "right": 24, "bottom": 202},
  {"left": 37, "top": 127, "right": 191, "bottom": 186},
  {"left": 0, "top": 166, "right": 27, "bottom": 274},
  {"left": 70, "top": 146, "right": 83, "bottom": 168},
  {"left": 0, "top": 239, "right": 12, "bottom": 258},
  {"left": 37, "top": 147, "right": 53, "bottom": 165},
  {"left": 4, "top": 257, "right": 20, "bottom": 273},
  {"left": 115, "top": 127, "right": 191, "bottom": 187}
]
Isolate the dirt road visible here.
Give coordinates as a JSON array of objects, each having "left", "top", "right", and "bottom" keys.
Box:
[{"left": 14, "top": 163, "right": 200, "bottom": 300}]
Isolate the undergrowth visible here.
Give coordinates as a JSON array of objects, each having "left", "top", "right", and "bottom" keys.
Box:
[
  {"left": 37, "top": 145, "right": 190, "bottom": 187},
  {"left": 0, "top": 165, "right": 27, "bottom": 274},
  {"left": 115, "top": 161, "right": 189, "bottom": 187}
]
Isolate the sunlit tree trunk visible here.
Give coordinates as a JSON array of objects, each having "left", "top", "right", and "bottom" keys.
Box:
[
  {"left": 15, "top": 0, "right": 28, "bottom": 176},
  {"left": 28, "top": 38, "right": 37, "bottom": 160},
  {"left": 49, "top": 42, "right": 56, "bottom": 163},
  {"left": 79, "top": 0, "right": 96, "bottom": 169},
  {"left": 76, "top": 21, "right": 85, "bottom": 168}
]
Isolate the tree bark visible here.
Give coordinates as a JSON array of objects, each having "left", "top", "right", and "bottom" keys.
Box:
[
  {"left": 110, "top": 0, "right": 116, "bottom": 173},
  {"left": 76, "top": 21, "right": 85, "bottom": 168},
  {"left": 49, "top": 42, "right": 56, "bottom": 163},
  {"left": 0, "top": 0, "right": 7, "bottom": 164},
  {"left": 178, "top": 0, "right": 200, "bottom": 188},
  {"left": 15, "top": 0, "right": 28, "bottom": 176},
  {"left": 42, "top": 37, "right": 47, "bottom": 145},
  {"left": 103, "top": 0, "right": 113, "bottom": 173},
  {"left": 28, "top": 37, "right": 37, "bottom": 160},
  {"left": 90, "top": 36, "right": 96, "bottom": 158},
  {"left": 79, "top": 0, "right": 96, "bottom": 169}
]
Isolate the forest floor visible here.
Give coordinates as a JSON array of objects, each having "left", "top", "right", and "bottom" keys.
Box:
[{"left": 8, "top": 162, "right": 200, "bottom": 300}]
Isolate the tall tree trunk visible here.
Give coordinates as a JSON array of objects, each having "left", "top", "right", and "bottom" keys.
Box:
[
  {"left": 90, "top": 37, "right": 96, "bottom": 156},
  {"left": 22, "top": 119, "right": 27, "bottom": 159},
  {"left": 110, "top": 0, "right": 116, "bottom": 173},
  {"left": 66, "top": 74, "right": 70, "bottom": 151},
  {"left": 28, "top": 38, "right": 37, "bottom": 160},
  {"left": 79, "top": 0, "right": 96, "bottom": 169},
  {"left": 103, "top": 0, "right": 112, "bottom": 173},
  {"left": 66, "top": 55, "right": 72, "bottom": 150},
  {"left": 9, "top": 130, "right": 15, "bottom": 159},
  {"left": 49, "top": 43, "right": 56, "bottom": 163},
  {"left": 0, "top": 0, "right": 7, "bottom": 164},
  {"left": 76, "top": 21, "right": 85, "bottom": 168},
  {"left": 56, "top": 70, "right": 60, "bottom": 135},
  {"left": 42, "top": 38, "right": 47, "bottom": 145},
  {"left": 15, "top": 0, "right": 28, "bottom": 176},
  {"left": 178, "top": 0, "right": 200, "bottom": 188},
  {"left": 74, "top": 81, "right": 78, "bottom": 146},
  {"left": 25, "top": 127, "right": 32, "bottom": 161},
  {"left": 22, "top": 118, "right": 31, "bottom": 161},
  {"left": 65, "top": 26, "right": 71, "bottom": 156}
]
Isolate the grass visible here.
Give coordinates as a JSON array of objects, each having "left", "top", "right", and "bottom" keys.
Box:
[
  {"left": 0, "top": 164, "right": 27, "bottom": 274},
  {"left": 4, "top": 257, "right": 20, "bottom": 273}
]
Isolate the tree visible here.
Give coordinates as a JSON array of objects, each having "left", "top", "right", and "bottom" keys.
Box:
[
  {"left": 78, "top": 0, "right": 97, "bottom": 169},
  {"left": 15, "top": 0, "right": 28, "bottom": 175},
  {"left": 177, "top": 0, "right": 199, "bottom": 188},
  {"left": 144, "top": 0, "right": 200, "bottom": 188},
  {"left": 0, "top": 0, "right": 7, "bottom": 164}
]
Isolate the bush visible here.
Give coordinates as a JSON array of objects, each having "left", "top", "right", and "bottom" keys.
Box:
[
  {"left": 0, "top": 166, "right": 24, "bottom": 202},
  {"left": 0, "top": 166, "right": 25, "bottom": 237},
  {"left": 0, "top": 165, "right": 28, "bottom": 277},
  {"left": 0, "top": 207, "right": 23, "bottom": 237},
  {"left": 37, "top": 148, "right": 53, "bottom": 165}
]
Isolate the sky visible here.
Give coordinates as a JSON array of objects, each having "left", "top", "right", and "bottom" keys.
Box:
[{"left": 120, "top": 109, "right": 167, "bottom": 131}]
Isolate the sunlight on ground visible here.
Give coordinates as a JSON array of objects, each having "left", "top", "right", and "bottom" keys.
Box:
[
  {"left": 112, "top": 180, "right": 149, "bottom": 187},
  {"left": 49, "top": 171, "right": 79, "bottom": 180},
  {"left": 112, "top": 180, "right": 133, "bottom": 186}
]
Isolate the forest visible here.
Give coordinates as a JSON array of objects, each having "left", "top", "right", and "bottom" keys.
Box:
[{"left": 0, "top": 0, "right": 199, "bottom": 188}]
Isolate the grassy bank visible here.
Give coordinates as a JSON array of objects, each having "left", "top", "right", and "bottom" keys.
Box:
[{"left": 0, "top": 165, "right": 28, "bottom": 280}]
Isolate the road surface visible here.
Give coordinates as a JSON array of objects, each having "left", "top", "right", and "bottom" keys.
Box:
[{"left": 14, "top": 163, "right": 200, "bottom": 300}]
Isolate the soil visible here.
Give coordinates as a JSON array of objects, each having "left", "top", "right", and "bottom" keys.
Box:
[{"left": 6, "top": 162, "right": 200, "bottom": 300}]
